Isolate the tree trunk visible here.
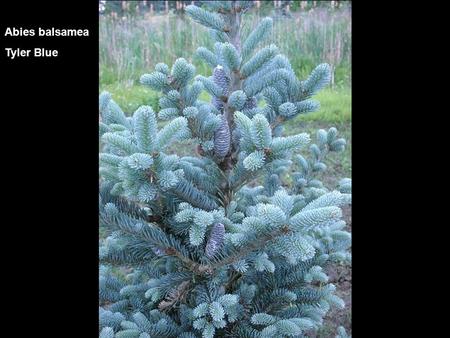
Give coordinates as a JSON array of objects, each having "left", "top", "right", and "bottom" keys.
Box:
[
  {"left": 220, "top": 2, "right": 244, "bottom": 205},
  {"left": 223, "top": 4, "right": 242, "bottom": 127}
]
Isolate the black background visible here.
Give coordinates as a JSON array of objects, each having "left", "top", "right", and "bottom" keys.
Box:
[{"left": 0, "top": 0, "right": 99, "bottom": 334}]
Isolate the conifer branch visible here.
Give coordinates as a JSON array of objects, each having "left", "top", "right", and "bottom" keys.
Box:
[
  {"left": 185, "top": 227, "right": 291, "bottom": 276},
  {"left": 208, "top": 227, "right": 290, "bottom": 271},
  {"left": 99, "top": 3, "right": 351, "bottom": 336}
]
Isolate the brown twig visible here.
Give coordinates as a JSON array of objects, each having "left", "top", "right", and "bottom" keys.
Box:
[{"left": 158, "top": 280, "right": 191, "bottom": 311}]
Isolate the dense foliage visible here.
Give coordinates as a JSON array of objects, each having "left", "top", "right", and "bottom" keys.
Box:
[{"left": 99, "top": 1, "right": 351, "bottom": 337}]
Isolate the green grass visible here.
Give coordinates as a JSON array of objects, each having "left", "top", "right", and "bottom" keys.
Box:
[
  {"left": 297, "top": 88, "right": 351, "bottom": 123},
  {"left": 100, "top": 8, "right": 351, "bottom": 86},
  {"left": 100, "top": 82, "right": 351, "bottom": 123},
  {"left": 100, "top": 83, "right": 160, "bottom": 113}
]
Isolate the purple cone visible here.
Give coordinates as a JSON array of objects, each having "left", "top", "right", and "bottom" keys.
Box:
[
  {"left": 214, "top": 115, "right": 231, "bottom": 158},
  {"left": 205, "top": 222, "right": 225, "bottom": 258}
]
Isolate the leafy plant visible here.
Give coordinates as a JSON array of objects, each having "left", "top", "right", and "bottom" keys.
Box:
[{"left": 99, "top": 1, "right": 351, "bottom": 337}]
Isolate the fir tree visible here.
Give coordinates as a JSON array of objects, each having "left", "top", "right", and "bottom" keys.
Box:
[{"left": 99, "top": 1, "right": 351, "bottom": 337}]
